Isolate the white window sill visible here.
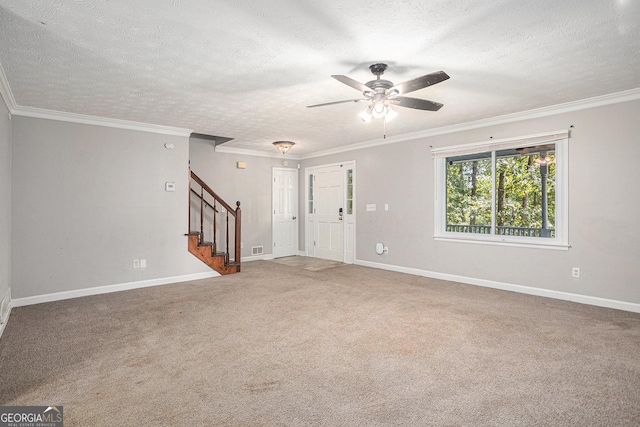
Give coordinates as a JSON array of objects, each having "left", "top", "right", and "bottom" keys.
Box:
[{"left": 433, "top": 234, "right": 570, "bottom": 251}]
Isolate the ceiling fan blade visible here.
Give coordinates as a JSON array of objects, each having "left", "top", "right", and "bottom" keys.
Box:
[
  {"left": 331, "top": 75, "right": 371, "bottom": 93},
  {"left": 390, "top": 71, "right": 450, "bottom": 95},
  {"left": 307, "top": 99, "right": 365, "bottom": 108},
  {"left": 390, "top": 96, "right": 444, "bottom": 111}
]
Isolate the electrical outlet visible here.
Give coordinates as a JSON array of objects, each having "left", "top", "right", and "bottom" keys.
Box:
[
  {"left": 140, "top": 259, "right": 147, "bottom": 269},
  {"left": 133, "top": 259, "right": 140, "bottom": 269},
  {"left": 572, "top": 267, "right": 580, "bottom": 278}
]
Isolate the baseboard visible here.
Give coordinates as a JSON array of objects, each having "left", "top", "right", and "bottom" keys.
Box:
[
  {"left": 11, "top": 271, "right": 220, "bottom": 308},
  {"left": 298, "top": 251, "right": 307, "bottom": 257},
  {"left": 242, "top": 252, "right": 305, "bottom": 261},
  {"left": 0, "top": 287, "right": 12, "bottom": 340},
  {"left": 355, "top": 259, "right": 640, "bottom": 314},
  {"left": 242, "top": 254, "right": 276, "bottom": 262}
]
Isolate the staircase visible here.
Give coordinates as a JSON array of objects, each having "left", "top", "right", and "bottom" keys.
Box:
[{"left": 187, "top": 170, "right": 241, "bottom": 275}]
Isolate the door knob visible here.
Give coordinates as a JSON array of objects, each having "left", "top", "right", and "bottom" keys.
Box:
[{"left": 292, "top": 216, "right": 297, "bottom": 220}]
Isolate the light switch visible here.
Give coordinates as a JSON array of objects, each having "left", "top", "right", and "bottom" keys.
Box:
[{"left": 165, "top": 182, "right": 175, "bottom": 192}]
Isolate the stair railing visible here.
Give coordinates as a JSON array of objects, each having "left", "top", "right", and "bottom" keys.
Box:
[{"left": 189, "top": 170, "right": 241, "bottom": 266}]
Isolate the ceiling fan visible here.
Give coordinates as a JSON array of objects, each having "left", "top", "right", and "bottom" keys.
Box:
[{"left": 307, "top": 63, "right": 450, "bottom": 122}]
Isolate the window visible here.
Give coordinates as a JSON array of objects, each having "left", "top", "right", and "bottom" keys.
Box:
[
  {"left": 308, "top": 174, "right": 314, "bottom": 214},
  {"left": 346, "top": 169, "right": 354, "bottom": 215},
  {"left": 433, "top": 131, "right": 569, "bottom": 249}
]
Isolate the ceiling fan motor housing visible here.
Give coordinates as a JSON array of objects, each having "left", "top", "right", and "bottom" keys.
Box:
[
  {"left": 365, "top": 79, "right": 394, "bottom": 101},
  {"left": 365, "top": 63, "right": 398, "bottom": 103},
  {"left": 369, "top": 63, "right": 388, "bottom": 76}
]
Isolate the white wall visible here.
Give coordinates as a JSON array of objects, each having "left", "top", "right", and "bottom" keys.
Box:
[
  {"left": 11, "top": 117, "right": 211, "bottom": 299},
  {"left": 300, "top": 99, "right": 640, "bottom": 305},
  {"left": 0, "top": 94, "right": 11, "bottom": 308},
  {"left": 189, "top": 138, "right": 292, "bottom": 258}
]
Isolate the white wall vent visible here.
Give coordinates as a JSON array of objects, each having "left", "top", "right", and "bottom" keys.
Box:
[{"left": 251, "top": 246, "right": 264, "bottom": 256}]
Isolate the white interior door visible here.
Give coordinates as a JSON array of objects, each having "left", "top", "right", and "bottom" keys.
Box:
[
  {"left": 313, "top": 165, "right": 344, "bottom": 262},
  {"left": 273, "top": 168, "right": 298, "bottom": 258}
]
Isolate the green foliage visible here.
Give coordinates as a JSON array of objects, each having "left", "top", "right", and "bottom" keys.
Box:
[
  {"left": 446, "top": 159, "right": 492, "bottom": 225},
  {"left": 446, "top": 152, "right": 555, "bottom": 232},
  {"left": 495, "top": 154, "right": 555, "bottom": 229}
]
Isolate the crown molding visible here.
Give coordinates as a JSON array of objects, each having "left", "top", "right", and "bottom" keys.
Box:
[
  {"left": 2, "top": 55, "right": 639, "bottom": 153},
  {"left": 1, "top": 59, "right": 192, "bottom": 136},
  {"left": 0, "top": 62, "right": 18, "bottom": 112},
  {"left": 214, "top": 145, "right": 301, "bottom": 160},
  {"left": 11, "top": 105, "right": 193, "bottom": 137},
  {"left": 300, "top": 87, "right": 640, "bottom": 159}
]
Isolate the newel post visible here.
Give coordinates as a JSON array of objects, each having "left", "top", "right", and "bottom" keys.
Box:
[
  {"left": 235, "top": 201, "right": 242, "bottom": 268},
  {"left": 187, "top": 168, "right": 191, "bottom": 234}
]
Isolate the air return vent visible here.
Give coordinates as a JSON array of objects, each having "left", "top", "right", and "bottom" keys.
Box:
[{"left": 251, "top": 246, "right": 264, "bottom": 256}]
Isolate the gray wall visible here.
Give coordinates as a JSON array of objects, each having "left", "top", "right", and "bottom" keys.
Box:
[
  {"left": 11, "top": 117, "right": 210, "bottom": 299},
  {"left": 300, "top": 99, "right": 640, "bottom": 304},
  {"left": 0, "top": 96, "right": 10, "bottom": 303},
  {"left": 189, "top": 138, "right": 293, "bottom": 258},
  {"left": 7, "top": 98, "right": 639, "bottom": 305}
]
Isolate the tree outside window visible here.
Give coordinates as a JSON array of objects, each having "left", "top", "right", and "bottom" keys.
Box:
[{"left": 445, "top": 144, "right": 556, "bottom": 238}]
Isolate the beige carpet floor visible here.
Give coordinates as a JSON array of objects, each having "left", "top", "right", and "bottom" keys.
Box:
[
  {"left": 269, "top": 256, "right": 345, "bottom": 271},
  {"left": 1, "top": 260, "right": 639, "bottom": 426}
]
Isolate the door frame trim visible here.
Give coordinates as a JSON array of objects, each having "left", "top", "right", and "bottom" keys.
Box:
[
  {"left": 272, "top": 167, "right": 299, "bottom": 258},
  {"left": 304, "top": 161, "right": 356, "bottom": 263}
]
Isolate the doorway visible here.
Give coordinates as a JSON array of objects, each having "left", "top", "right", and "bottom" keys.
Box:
[
  {"left": 272, "top": 167, "right": 299, "bottom": 258},
  {"left": 306, "top": 161, "right": 355, "bottom": 263}
]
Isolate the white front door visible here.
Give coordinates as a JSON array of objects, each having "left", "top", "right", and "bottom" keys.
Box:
[
  {"left": 273, "top": 168, "right": 298, "bottom": 258},
  {"left": 313, "top": 165, "right": 344, "bottom": 262}
]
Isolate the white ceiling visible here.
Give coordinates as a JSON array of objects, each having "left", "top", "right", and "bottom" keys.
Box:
[{"left": 1, "top": 0, "right": 639, "bottom": 156}]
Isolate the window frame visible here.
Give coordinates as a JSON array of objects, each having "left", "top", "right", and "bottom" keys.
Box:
[{"left": 433, "top": 130, "right": 569, "bottom": 250}]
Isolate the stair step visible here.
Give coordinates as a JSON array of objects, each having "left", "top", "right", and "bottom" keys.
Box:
[
  {"left": 200, "top": 241, "right": 214, "bottom": 247},
  {"left": 187, "top": 231, "right": 201, "bottom": 236}
]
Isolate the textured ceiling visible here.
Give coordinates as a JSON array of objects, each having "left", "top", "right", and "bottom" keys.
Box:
[{"left": 1, "top": 0, "right": 639, "bottom": 155}]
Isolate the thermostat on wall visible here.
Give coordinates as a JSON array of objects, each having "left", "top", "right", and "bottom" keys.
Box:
[{"left": 165, "top": 182, "right": 175, "bottom": 192}]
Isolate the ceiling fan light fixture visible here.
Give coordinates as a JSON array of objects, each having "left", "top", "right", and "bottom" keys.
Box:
[
  {"left": 384, "top": 107, "right": 398, "bottom": 122},
  {"left": 308, "top": 64, "right": 449, "bottom": 124},
  {"left": 371, "top": 101, "right": 387, "bottom": 119},
  {"left": 359, "top": 106, "right": 373, "bottom": 122},
  {"left": 273, "top": 140, "right": 295, "bottom": 155}
]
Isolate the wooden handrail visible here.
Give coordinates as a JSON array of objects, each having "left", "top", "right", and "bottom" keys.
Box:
[
  {"left": 190, "top": 188, "right": 218, "bottom": 212},
  {"left": 189, "top": 169, "right": 242, "bottom": 268},
  {"left": 191, "top": 171, "right": 236, "bottom": 216}
]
